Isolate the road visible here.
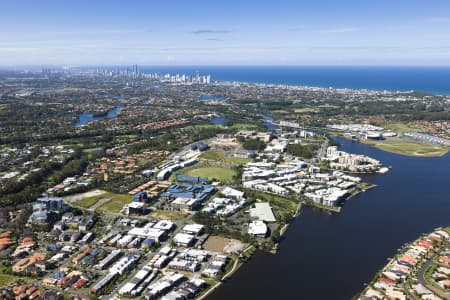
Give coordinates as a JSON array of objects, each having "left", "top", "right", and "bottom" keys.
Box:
[{"left": 416, "top": 243, "right": 450, "bottom": 300}]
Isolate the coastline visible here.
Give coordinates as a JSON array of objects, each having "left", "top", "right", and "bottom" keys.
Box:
[{"left": 135, "top": 65, "right": 450, "bottom": 96}]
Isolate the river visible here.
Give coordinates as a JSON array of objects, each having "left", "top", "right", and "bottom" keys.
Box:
[{"left": 208, "top": 137, "right": 450, "bottom": 300}]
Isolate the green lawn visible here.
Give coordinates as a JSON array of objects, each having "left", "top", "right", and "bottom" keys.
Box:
[
  {"left": 365, "top": 140, "right": 449, "bottom": 157},
  {"left": 224, "top": 157, "right": 251, "bottom": 165},
  {"left": 0, "top": 274, "right": 17, "bottom": 286},
  {"left": 74, "top": 197, "right": 100, "bottom": 209},
  {"left": 318, "top": 104, "right": 339, "bottom": 109},
  {"left": 82, "top": 147, "right": 103, "bottom": 153},
  {"left": 294, "top": 107, "right": 318, "bottom": 113},
  {"left": 243, "top": 189, "right": 298, "bottom": 221},
  {"left": 199, "top": 150, "right": 227, "bottom": 161},
  {"left": 384, "top": 123, "right": 424, "bottom": 134},
  {"left": 152, "top": 209, "right": 188, "bottom": 220},
  {"left": 270, "top": 110, "right": 290, "bottom": 114},
  {"left": 230, "top": 123, "right": 260, "bottom": 130},
  {"left": 97, "top": 193, "right": 132, "bottom": 213},
  {"left": 75, "top": 192, "right": 132, "bottom": 213},
  {"left": 185, "top": 166, "right": 237, "bottom": 183}
]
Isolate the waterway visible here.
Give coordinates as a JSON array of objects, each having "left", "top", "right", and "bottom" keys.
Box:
[
  {"left": 210, "top": 117, "right": 231, "bottom": 125},
  {"left": 260, "top": 114, "right": 280, "bottom": 131},
  {"left": 209, "top": 137, "right": 450, "bottom": 300},
  {"left": 74, "top": 105, "right": 124, "bottom": 127},
  {"left": 200, "top": 94, "right": 225, "bottom": 101}
]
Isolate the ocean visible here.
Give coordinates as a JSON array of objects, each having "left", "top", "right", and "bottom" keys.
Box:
[{"left": 139, "top": 65, "right": 450, "bottom": 95}]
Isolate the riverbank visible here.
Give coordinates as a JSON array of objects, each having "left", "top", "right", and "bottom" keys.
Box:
[
  {"left": 270, "top": 202, "right": 303, "bottom": 254},
  {"left": 358, "top": 227, "right": 450, "bottom": 300}
]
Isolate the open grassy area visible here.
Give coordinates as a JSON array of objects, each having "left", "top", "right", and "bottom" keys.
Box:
[
  {"left": 384, "top": 123, "right": 424, "bottom": 134},
  {"left": 82, "top": 147, "right": 103, "bottom": 153},
  {"left": 73, "top": 191, "right": 132, "bottom": 213},
  {"left": 230, "top": 123, "right": 260, "bottom": 130},
  {"left": 365, "top": 139, "right": 449, "bottom": 157},
  {"left": 0, "top": 274, "right": 17, "bottom": 286},
  {"left": 241, "top": 245, "right": 256, "bottom": 259},
  {"left": 184, "top": 166, "right": 237, "bottom": 183},
  {"left": 306, "top": 201, "right": 341, "bottom": 213},
  {"left": 243, "top": 189, "right": 298, "bottom": 222},
  {"left": 152, "top": 209, "right": 188, "bottom": 220},
  {"left": 199, "top": 150, "right": 227, "bottom": 161},
  {"left": 74, "top": 196, "right": 102, "bottom": 209},
  {"left": 224, "top": 157, "right": 251, "bottom": 165},
  {"left": 294, "top": 107, "right": 317, "bottom": 113},
  {"left": 96, "top": 192, "right": 132, "bottom": 214},
  {"left": 271, "top": 110, "right": 290, "bottom": 114}
]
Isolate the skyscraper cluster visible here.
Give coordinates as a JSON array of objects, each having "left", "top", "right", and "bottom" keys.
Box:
[{"left": 93, "top": 65, "right": 211, "bottom": 84}]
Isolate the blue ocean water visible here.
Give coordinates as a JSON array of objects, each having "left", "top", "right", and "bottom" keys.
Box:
[{"left": 140, "top": 66, "right": 450, "bottom": 95}]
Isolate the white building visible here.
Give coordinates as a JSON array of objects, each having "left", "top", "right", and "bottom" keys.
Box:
[{"left": 248, "top": 220, "right": 268, "bottom": 237}]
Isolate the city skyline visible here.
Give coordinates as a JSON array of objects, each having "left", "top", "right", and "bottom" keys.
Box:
[{"left": 1, "top": 0, "right": 450, "bottom": 66}]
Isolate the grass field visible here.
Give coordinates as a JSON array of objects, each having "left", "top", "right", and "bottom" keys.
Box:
[
  {"left": 365, "top": 139, "right": 449, "bottom": 157},
  {"left": 294, "top": 107, "right": 317, "bottom": 113},
  {"left": 75, "top": 191, "right": 132, "bottom": 213},
  {"left": 224, "top": 157, "right": 251, "bottom": 165},
  {"left": 152, "top": 209, "right": 188, "bottom": 220},
  {"left": 82, "top": 147, "right": 103, "bottom": 153},
  {"left": 74, "top": 195, "right": 105, "bottom": 208},
  {"left": 96, "top": 193, "right": 132, "bottom": 213},
  {"left": 271, "top": 110, "right": 290, "bottom": 114},
  {"left": 199, "top": 150, "right": 227, "bottom": 161},
  {"left": 0, "top": 274, "right": 17, "bottom": 286},
  {"left": 318, "top": 104, "right": 339, "bottom": 109},
  {"left": 230, "top": 123, "right": 260, "bottom": 130},
  {"left": 184, "top": 166, "right": 237, "bottom": 183},
  {"left": 384, "top": 123, "right": 424, "bottom": 134}
]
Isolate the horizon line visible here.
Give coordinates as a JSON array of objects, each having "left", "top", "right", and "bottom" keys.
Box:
[{"left": 2, "top": 64, "right": 450, "bottom": 68}]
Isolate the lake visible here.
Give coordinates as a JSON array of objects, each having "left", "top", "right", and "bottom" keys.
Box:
[{"left": 75, "top": 105, "right": 124, "bottom": 127}]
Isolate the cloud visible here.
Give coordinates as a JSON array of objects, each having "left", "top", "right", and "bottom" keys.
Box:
[{"left": 191, "top": 29, "right": 231, "bottom": 34}]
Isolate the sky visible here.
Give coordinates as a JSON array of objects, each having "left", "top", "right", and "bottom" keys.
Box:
[{"left": 1, "top": 0, "right": 450, "bottom": 66}]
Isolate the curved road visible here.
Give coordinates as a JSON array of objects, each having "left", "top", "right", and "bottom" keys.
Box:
[{"left": 416, "top": 243, "right": 450, "bottom": 300}]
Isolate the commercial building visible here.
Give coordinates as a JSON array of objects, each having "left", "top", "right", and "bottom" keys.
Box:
[
  {"left": 248, "top": 221, "right": 268, "bottom": 238},
  {"left": 249, "top": 202, "right": 276, "bottom": 222}
]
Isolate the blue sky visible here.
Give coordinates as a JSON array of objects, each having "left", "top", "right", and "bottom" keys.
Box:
[{"left": 1, "top": 0, "right": 450, "bottom": 66}]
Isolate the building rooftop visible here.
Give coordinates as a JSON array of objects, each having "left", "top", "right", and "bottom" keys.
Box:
[{"left": 249, "top": 202, "right": 276, "bottom": 222}]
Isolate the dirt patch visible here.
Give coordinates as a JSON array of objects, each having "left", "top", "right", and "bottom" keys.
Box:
[{"left": 203, "top": 236, "right": 245, "bottom": 253}]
